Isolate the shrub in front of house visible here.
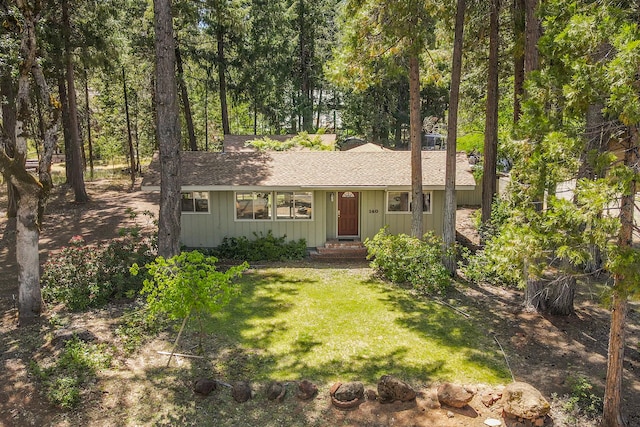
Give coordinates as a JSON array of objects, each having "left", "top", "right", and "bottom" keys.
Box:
[
  {"left": 42, "top": 233, "right": 156, "bottom": 311},
  {"left": 364, "top": 227, "right": 451, "bottom": 294},
  {"left": 213, "top": 230, "right": 307, "bottom": 261}
]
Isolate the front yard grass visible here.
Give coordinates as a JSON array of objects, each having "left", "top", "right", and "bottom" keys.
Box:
[{"left": 205, "top": 265, "right": 510, "bottom": 385}]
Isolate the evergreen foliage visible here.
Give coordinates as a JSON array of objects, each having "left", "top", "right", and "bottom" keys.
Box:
[
  {"left": 245, "top": 131, "right": 333, "bottom": 151},
  {"left": 364, "top": 227, "right": 451, "bottom": 295}
]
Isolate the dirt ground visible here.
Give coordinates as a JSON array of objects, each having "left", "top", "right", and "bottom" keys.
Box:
[{"left": 1, "top": 180, "right": 639, "bottom": 427}]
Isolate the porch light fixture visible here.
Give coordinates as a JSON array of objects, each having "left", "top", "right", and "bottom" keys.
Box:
[{"left": 330, "top": 193, "right": 334, "bottom": 202}]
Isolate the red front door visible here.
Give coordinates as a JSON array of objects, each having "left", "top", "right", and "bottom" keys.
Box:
[{"left": 338, "top": 192, "right": 359, "bottom": 237}]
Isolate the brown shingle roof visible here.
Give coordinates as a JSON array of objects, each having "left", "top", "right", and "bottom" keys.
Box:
[{"left": 142, "top": 150, "right": 476, "bottom": 190}]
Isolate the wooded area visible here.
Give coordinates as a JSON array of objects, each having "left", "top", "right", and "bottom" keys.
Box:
[{"left": 1, "top": 0, "right": 639, "bottom": 426}]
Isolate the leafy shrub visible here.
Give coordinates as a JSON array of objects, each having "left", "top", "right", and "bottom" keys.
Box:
[
  {"left": 132, "top": 251, "right": 248, "bottom": 347},
  {"left": 460, "top": 237, "right": 524, "bottom": 288},
  {"left": 474, "top": 196, "right": 512, "bottom": 241},
  {"left": 245, "top": 131, "right": 332, "bottom": 151},
  {"left": 133, "top": 251, "right": 248, "bottom": 321},
  {"left": 364, "top": 227, "right": 451, "bottom": 294},
  {"left": 213, "top": 230, "right": 307, "bottom": 261},
  {"left": 42, "top": 231, "right": 156, "bottom": 311},
  {"left": 30, "top": 337, "right": 112, "bottom": 409},
  {"left": 563, "top": 375, "right": 603, "bottom": 419}
]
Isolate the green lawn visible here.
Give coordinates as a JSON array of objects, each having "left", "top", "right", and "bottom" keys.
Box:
[{"left": 205, "top": 266, "right": 510, "bottom": 385}]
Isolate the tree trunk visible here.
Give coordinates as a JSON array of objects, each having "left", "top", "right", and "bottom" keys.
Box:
[
  {"left": 175, "top": 44, "right": 197, "bottom": 151},
  {"left": 122, "top": 67, "right": 136, "bottom": 186},
  {"left": 84, "top": 68, "right": 94, "bottom": 179},
  {"left": 1, "top": 70, "right": 18, "bottom": 218},
  {"left": 409, "top": 54, "right": 423, "bottom": 239},
  {"left": 15, "top": 186, "right": 42, "bottom": 325},
  {"left": 513, "top": 0, "right": 525, "bottom": 124},
  {"left": 205, "top": 70, "right": 209, "bottom": 150},
  {"left": 443, "top": 0, "right": 466, "bottom": 275},
  {"left": 576, "top": 44, "right": 611, "bottom": 273},
  {"left": 481, "top": 0, "right": 500, "bottom": 226},
  {"left": 154, "top": 0, "right": 182, "bottom": 258},
  {"left": 524, "top": 275, "right": 575, "bottom": 315},
  {"left": 253, "top": 99, "right": 258, "bottom": 135},
  {"left": 524, "top": 0, "right": 539, "bottom": 75},
  {"left": 603, "top": 290, "right": 629, "bottom": 427},
  {"left": 316, "top": 87, "right": 323, "bottom": 130},
  {"left": 58, "top": 75, "right": 73, "bottom": 185},
  {"left": 602, "top": 126, "right": 637, "bottom": 427},
  {"left": 62, "top": 0, "right": 88, "bottom": 202},
  {"left": 577, "top": 102, "right": 607, "bottom": 273},
  {"left": 217, "top": 27, "right": 230, "bottom": 135},
  {"left": 151, "top": 75, "right": 159, "bottom": 150},
  {"left": 299, "top": 0, "right": 313, "bottom": 132},
  {"left": 0, "top": 3, "right": 59, "bottom": 325}
]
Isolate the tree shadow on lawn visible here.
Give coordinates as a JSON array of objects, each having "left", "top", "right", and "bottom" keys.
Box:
[
  {"left": 446, "top": 276, "right": 640, "bottom": 408},
  {"left": 188, "top": 270, "right": 510, "bottom": 386},
  {"left": 370, "top": 281, "right": 511, "bottom": 382}
]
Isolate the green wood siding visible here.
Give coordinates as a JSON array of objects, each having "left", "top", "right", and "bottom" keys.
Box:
[
  {"left": 360, "top": 191, "right": 386, "bottom": 240},
  {"left": 383, "top": 190, "right": 444, "bottom": 237},
  {"left": 181, "top": 191, "right": 327, "bottom": 248},
  {"left": 180, "top": 189, "right": 450, "bottom": 249},
  {"left": 325, "top": 192, "right": 336, "bottom": 240}
]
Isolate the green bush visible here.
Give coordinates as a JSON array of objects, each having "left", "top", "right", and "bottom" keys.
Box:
[
  {"left": 30, "top": 337, "right": 112, "bottom": 409},
  {"left": 42, "top": 232, "right": 156, "bottom": 311},
  {"left": 563, "top": 375, "right": 603, "bottom": 419},
  {"left": 245, "top": 131, "right": 332, "bottom": 151},
  {"left": 364, "top": 227, "right": 451, "bottom": 294},
  {"left": 132, "top": 251, "right": 248, "bottom": 347},
  {"left": 213, "top": 230, "right": 307, "bottom": 261}
]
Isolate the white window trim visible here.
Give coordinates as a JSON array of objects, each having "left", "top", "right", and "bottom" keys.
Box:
[
  {"left": 234, "top": 191, "right": 273, "bottom": 221},
  {"left": 275, "top": 191, "right": 314, "bottom": 222},
  {"left": 385, "top": 191, "right": 432, "bottom": 215},
  {"left": 181, "top": 191, "right": 210, "bottom": 214}
]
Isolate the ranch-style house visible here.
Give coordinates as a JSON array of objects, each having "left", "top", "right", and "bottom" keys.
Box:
[{"left": 141, "top": 150, "right": 477, "bottom": 249}]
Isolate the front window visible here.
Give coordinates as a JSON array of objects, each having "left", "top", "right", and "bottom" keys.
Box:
[
  {"left": 386, "top": 191, "right": 431, "bottom": 214},
  {"left": 276, "top": 192, "right": 313, "bottom": 220},
  {"left": 235, "top": 192, "right": 272, "bottom": 220},
  {"left": 181, "top": 191, "right": 209, "bottom": 213}
]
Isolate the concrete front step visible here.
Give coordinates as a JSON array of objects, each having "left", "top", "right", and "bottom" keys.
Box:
[
  {"left": 309, "top": 240, "right": 369, "bottom": 261},
  {"left": 308, "top": 251, "right": 369, "bottom": 261},
  {"left": 323, "top": 239, "right": 365, "bottom": 249}
]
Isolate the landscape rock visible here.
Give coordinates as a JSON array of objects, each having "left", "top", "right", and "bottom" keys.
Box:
[
  {"left": 231, "top": 381, "right": 252, "bottom": 403},
  {"left": 193, "top": 378, "right": 217, "bottom": 396},
  {"left": 330, "top": 382, "right": 364, "bottom": 409},
  {"left": 481, "top": 390, "right": 503, "bottom": 407},
  {"left": 365, "top": 389, "right": 378, "bottom": 401},
  {"left": 329, "top": 382, "right": 342, "bottom": 396},
  {"left": 501, "top": 382, "right": 550, "bottom": 420},
  {"left": 296, "top": 380, "right": 318, "bottom": 400},
  {"left": 333, "top": 382, "right": 364, "bottom": 402},
  {"left": 266, "top": 382, "right": 286, "bottom": 402},
  {"left": 437, "top": 383, "right": 475, "bottom": 408},
  {"left": 377, "top": 375, "right": 416, "bottom": 403}
]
